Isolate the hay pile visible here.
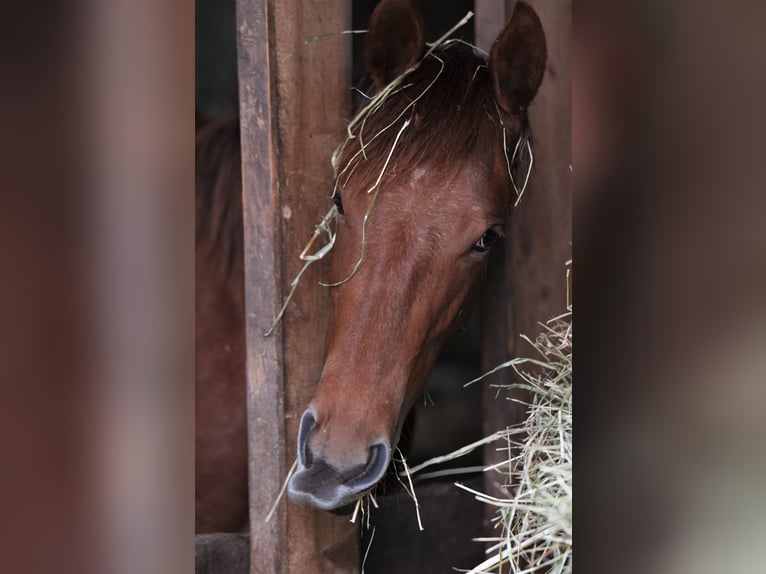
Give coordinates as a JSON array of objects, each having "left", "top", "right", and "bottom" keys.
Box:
[
  {"left": 467, "top": 310, "right": 572, "bottom": 573},
  {"left": 409, "top": 307, "right": 572, "bottom": 573}
]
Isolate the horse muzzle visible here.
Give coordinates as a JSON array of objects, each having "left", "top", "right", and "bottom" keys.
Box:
[{"left": 286, "top": 410, "right": 392, "bottom": 511}]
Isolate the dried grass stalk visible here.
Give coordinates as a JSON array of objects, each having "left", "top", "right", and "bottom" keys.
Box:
[
  {"left": 465, "top": 310, "right": 572, "bottom": 574},
  {"left": 410, "top": 307, "right": 572, "bottom": 574}
]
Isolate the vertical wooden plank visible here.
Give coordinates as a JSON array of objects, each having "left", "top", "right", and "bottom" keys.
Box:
[
  {"left": 236, "top": 0, "right": 359, "bottom": 572},
  {"left": 269, "top": 1, "right": 359, "bottom": 572},
  {"left": 506, "top": 0, "right": 571, "bottom": 380},
  {"left": 476, "top": 0, "right": 517, "bottom": 519},
  {"left": 235, "top": 1, "right": 285, "bottom": 572},
  {"left": 478, "top": 0, "right": 572, "bottom": 496},
  {"left": 476, "top": 0, "right": 514, "bottom": 490},
  {"left": 474, "top": 0, "right": 511, "bottom": 53}
]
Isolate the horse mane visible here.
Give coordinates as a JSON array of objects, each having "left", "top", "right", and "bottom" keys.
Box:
[
  {"left": 195, "top": 113, "right": 243, "bottom": 282},
  {"left": 337, "top": 42, "right": 527, "bottom": 196}
]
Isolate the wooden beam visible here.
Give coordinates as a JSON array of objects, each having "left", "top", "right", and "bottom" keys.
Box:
[
  {"left": 235, "top": 0, "right": 359, "bottom": 572},
  {"left": 478, "top": 0, "right": 572, "bottom": 495},
  {"left": 474, "top": 0, "right": 512, "bottom": 53}
]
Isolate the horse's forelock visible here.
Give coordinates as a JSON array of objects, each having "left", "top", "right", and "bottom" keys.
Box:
[{"left": 338, "top": 44, "right": 505, "bottom": 195}]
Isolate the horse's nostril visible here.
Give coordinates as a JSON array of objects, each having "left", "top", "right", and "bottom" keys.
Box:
[
  {"left": 365, "top": 444, "right": 382, "bottom": 474},
  {"left": 346, "top": 442, "right": 390, "bottom": 490},
  {"left": 288, "top": 439, "right": 392, "bottom": 511},
  {"left": 296, "top": 409, "right": 316, "bottom": 468}
]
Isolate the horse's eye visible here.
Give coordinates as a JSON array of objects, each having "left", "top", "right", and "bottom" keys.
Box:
[
  {"left": 333, "top": 191, "right": 344, "bottom": 215},
  {"left": 472, "top": 227, "right": 501, "bottom": 253}
]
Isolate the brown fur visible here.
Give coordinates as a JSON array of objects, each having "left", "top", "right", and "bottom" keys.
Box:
[{"left": 195, "top": 115, "right": 249, "bottom": 533}]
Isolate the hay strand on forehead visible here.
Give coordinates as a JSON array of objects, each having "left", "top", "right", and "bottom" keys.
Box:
[
  {"left": 337, "top": 61, "right": 437, "bottom": 182},
  {"left": 344, "top": 10, "right": 474, "bottom": 139},
  {"left": 363, "top": 118, "right": 411, "bottom": 195},
  {"left": 442, "top": 37, "right": 488, "bottom": 57},
  {"left": 320, "top": 118, "right": 410, "bottom": 288},
  {"left": 339, "top": 11, "right": 478, "bottom": 162}
]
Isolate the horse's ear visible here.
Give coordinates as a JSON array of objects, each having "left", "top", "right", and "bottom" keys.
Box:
[
  {"left": 367, "top": 0, "right": 425, "bottom": 88},
  {"left": 489, "top": 1, "right": 547, "bottom": 117}
]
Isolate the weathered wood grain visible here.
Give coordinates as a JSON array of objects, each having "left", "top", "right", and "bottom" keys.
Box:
[
  {"left": 235, "top": 0, "right": 358, "bottom": 572},
  {"left": 477, "top": 0, "right": 572, "bottom": 515},
  {"left": 474, "top": 0, "right": 511, "bottom": 53}
]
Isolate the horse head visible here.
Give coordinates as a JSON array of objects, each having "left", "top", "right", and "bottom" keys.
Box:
[{"left": 288, "top": 0, "right": 546, "bottom": 511}]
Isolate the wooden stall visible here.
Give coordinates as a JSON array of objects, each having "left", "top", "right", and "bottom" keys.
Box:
[
  {"left": 228, "top": 1, "right": 570, "bottom": 572},
  {"left": 477, "top": 0, "right": 572, "bottom": 503}
]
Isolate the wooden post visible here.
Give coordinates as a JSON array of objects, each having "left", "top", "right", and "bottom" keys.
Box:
[
  {"left": 477, "top": 0, "right": 572, "bottom": 495},
  {"left": 235, "top": 0, "right": 359, "bottom": 572},
  {"left": 474, "top": 0, "right": 511, "bottom": 53}
]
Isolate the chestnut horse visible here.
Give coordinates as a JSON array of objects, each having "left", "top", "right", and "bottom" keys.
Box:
[
  {"left": 286, "top": 0, "right": 546, "bottom": 511},
  {"left": 195, "top": 0, "right": 546, "bottom": 530}
]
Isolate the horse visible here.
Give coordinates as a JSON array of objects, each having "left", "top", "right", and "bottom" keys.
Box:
[
  {"left": 286, "top": 0, "right": 546, "bottom": 511},
  {"left": 195, "top": 0, "right": 547, "bottom": 530},
  {"left": 195, "top": 114, "right": 249, "bottom": 533}
]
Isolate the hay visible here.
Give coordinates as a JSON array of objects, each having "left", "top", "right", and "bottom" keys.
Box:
[
  {"left": 361, "top": 526, "right": 376, "bottom": 574},
  {"left": 350, "top": 491, "right": 378, "bottom": 531},
  {"left": 463, "top": 310, "right": 572, "bottom": 574},
  {"left": 321, "top": 118, "right": 411, "bottom": 287},
  {"left": 504, "top": 127, "right": 534, "bottom": 207},
  {"left": 407, "top": 295, "right": 572, "bottom": 573},
  {"left": 264, "top": 206, "right": 338, "bottom": 336},
  {"left": 265, "top": 457, "right": 298, "bottom": 523},
  {"left": 394, "top": 448, "right": 425, "bottom": 531}
]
